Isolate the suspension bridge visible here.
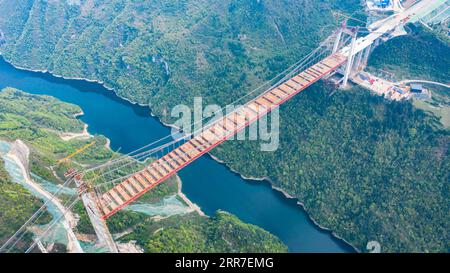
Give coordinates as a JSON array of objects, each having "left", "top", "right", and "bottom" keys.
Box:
[{"left": 0, "top": 0, "right": 444, "bottom": 253}]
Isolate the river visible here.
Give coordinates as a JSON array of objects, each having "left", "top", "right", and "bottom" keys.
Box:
[{"left": 0, "top": 57, "right": 354, "bottom": 253}]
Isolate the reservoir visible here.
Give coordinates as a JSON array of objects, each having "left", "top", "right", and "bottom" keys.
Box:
[{"left": 0, "top": 57, "right": 354, "bottom": 253}]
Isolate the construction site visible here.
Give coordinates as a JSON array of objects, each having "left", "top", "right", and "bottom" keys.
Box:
[{"left": 328, "top": 0, "right": 448, "bottom": 101}]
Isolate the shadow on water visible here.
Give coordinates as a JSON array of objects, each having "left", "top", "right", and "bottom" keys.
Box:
[{"left": 0, "top": 57, "right": 355, "bottom": 253}]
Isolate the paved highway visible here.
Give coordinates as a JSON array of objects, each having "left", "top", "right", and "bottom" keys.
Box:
[{"left": 340, "top": 0, "right": 447, "bottom": 57}]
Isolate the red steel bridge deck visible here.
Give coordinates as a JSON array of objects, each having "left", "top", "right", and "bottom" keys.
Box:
[{"left": 97, "top": 52, "right": 348, "bottom": 219}]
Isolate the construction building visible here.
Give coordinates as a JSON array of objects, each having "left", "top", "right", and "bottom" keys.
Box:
[{"left": 410, "top": 83, "right": 424, "bottom": 93}]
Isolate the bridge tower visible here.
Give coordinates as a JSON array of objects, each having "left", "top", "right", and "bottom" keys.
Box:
[
  {"left": 331, "top": 21, "right": 361, "bottom": 88},
  {"left": 74, "top": 175, "right": 118, "bottom": 253},
  {"left": 342, "top": 28, "right": 358, "bottom": 88},
  {"left": 333, "top": 25, "right": 359, "bottom": 89}
]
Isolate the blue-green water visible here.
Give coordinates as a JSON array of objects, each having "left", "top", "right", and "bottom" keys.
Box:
[
  {"left": 124, "top": 195, "right": 191, "bottom": 217},
  {"left": 0, "top": 57, "right": 354, "bottom": 253},
  {"left": 0, "top": 141, "right": 71, "bottom": 247}
]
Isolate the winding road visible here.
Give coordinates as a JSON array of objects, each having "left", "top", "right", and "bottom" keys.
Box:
[{"left": 399, "top": 80, "right": 450, "bottom": 89}]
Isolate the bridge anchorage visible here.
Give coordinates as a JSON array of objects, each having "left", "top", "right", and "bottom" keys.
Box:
[{"left": 0, "top": 0, "right": 443, "bottom": 253}]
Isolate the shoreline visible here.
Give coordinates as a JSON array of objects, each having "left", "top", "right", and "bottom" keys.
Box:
[
  {"left": 1, "top": 54, "right": 357, "bottom": 252},
  {"left": 175, "top": 175, "right": 206, "bottom": 217},
  {"left": 209, "top": 153, "right": 360, "bottom": 253},
  {"left": 60, "top": 124, "right": 93, "bottom": 141},
  {"left": 0, "top": 55, "right": 149, "bottom": 108}
]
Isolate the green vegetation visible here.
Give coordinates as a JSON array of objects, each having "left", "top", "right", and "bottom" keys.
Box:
[
  {"left": 125, "top": 211, "right": 287, "bottom": 253},
  {"left": 0, "top": 88, "right": 115, "bottom": 183},
  {"left": 0, "top": 87, "right": 287, "bottom": 252},
  {"left": 0, "top": 157, "right": 51, "bottom": 251},
  {"left": 413, "top": 89, "right": 450, "bottom": 129},
  {"left": 368, "top": 25, "right": 450, "bottom": 82}
]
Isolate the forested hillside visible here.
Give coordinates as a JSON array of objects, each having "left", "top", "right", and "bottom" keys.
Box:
[
  {"left": 0, "top": 158, "right": 51, "bottom": 251},
  {"left": 0, "top": 0, "right": 359, "bottom": 120},
  {"left": 368, "top": 25, "right": 450, "bottom": 82},
  {"left": 126, "top": 211, "right": 288, "bottom": 253}
]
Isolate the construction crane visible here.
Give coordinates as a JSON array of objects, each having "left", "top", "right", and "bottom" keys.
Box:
[{"left": 57, "top": 141, "right": 96, "bottom": 165}]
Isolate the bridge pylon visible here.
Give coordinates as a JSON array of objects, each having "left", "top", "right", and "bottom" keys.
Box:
[
  {"left": 362, "top": 44, "right": 372, "bottom": 68},
  {"left": 341, "top": 27, "right": 359, "bottom": 89}
]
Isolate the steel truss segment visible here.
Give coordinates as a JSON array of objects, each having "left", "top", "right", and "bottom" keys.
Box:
[
  {"left": 247, "top": 102, "right": 263, "bottom": 114},
  {"left": 108, "top": 191, "right": 124, "bottom": 206},
  {"left": 148, "top": 168, "right": 162, "bottom": 180},
  {"left": 159, "top": 160, "right": 173, "bottom": 174},
  {"left": 202, "top": 130, "right": 219, "bottom": 143},
  {"left": 153, "top": 164, "right": 168, "bottom": 177},
  {"left": 181, "top": 143, "right": 200, "bottom": 158},
  {"left": 255, "top": 97, "right": 273, "bottom": 108},
  {"left": 291, "top": 76, "right": 309, "bottom": 86},
  {"left": 279, "top": 84, "right": 296, "bottom": 94},
  {"left": 299, "top": 72, "right": 314, "bottom": 81},
  {"left": 122, "top": 181, "right": 138, "bottom": 196},
  {"left": 270, "top": 88, "right": 288, "bottom": 99},
  {"left": 134, "top": 173, "right": 150, "bottom": 188},
  {"left": 285, "top": 79, "right": 302, "bottom": 90},
  {"left": 141, "top": 171, "right": 156, "bottom": 184},
  {"left": 211, "top": 124, "right": 228, "bottom": 138},
  {"left": 231, "top": 112, "right": 247, "bottom": 127},
  {"left": 163, "top": 155, "right": 178, "bottom": 169},
  {"left": 239, "top": 107, "right": 258, "bottom": 121},
  {"left": 175, "top": 146, "right": 192, "bottom": 161},
  {"left": 115, "top": 186, "right": 131, "bottom": 200},
  {"left": 129, "top": 177, "right": 144, "bottom": 191},
  {"left": 167, "top": 151, "right": 184, "bottom": 164},
  {"left": 264, "top": 93, "right": 281, "bottom": 104}
]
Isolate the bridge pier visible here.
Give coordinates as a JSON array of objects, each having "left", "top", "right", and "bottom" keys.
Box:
[
  {"left": 342, "top": 31, "right": 358, "bottom": 88},
  {"left": 354, "top": 51, "right": 364, "bottom": 74},
  {"left": 374, "top": 38, "right": 381, "bottom": 48},
  {"left": 362, "top": 44, "right": 372, "bottom": 67}
]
